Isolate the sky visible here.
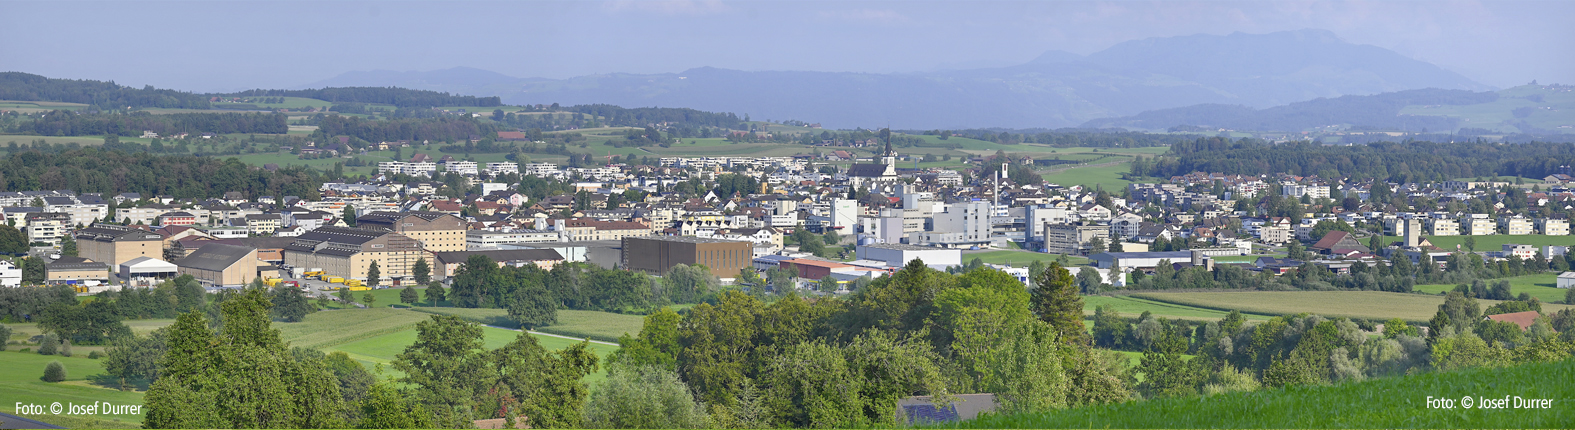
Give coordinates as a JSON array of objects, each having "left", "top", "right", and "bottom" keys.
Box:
[{"left": 1, "top": 0, "right": 1571, "bottom": 93}]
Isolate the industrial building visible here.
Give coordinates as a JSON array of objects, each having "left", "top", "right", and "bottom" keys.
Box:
[
  {"left": 854, "top": 243, "right": 962, "bottom": 268},
  {"left": 622, "top": 236, "right": 753, "bottom": 278},
  {"left": 74, "top": 224, "right": 165, "bottom": 267},
  {"left": 355, "top": 211, "right": 469, "bottom": 252},
  {"left": 283, "top": 226, "right": 428, "bottom": 285}
]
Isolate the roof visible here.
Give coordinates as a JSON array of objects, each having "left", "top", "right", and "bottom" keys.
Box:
[
  {"left": 291, "top": 226, "right": 388, "bottom": 246},
  {"left": 1485, "top": 311, "right": 1540, "bottom": 331},
  {"left": 176, "top": 243, "right": 257, "bottom": 272},
  {"left": 431, "top": 249, "right": 565, "bottom": 266},
  {"left": 782, "top": 258, "right": 851, "bottom": 269},
  {"left": 75, "top": 225, "right": 162, "bottom": 242},
  {"left": 846, "top": 163, "right": 890, "bottom": 178},
  {"left": 1310, "top": 231, "right": 1370, "bottom": 253},
  {"left": 1091, "top": 251, "right": 1195, "bottom": 260},
  {"left": 120, "top": 256, "right": 178, "bottom": 271},
  {"left": 860, "top": 243, "right": 956, "bottom": 252},
  {"left": 625, "top": 235, "right": 749, "bottom": 245}
]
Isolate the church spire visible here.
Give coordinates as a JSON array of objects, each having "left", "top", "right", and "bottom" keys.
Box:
[{"left": 879, "top": 128, "right": 895, "bottom": 166}]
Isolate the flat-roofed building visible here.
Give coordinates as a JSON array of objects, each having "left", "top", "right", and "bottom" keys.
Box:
[
  {"left": 466, "top": 230, "right": 561, "bottom": 250},
  {"left": 622, "top": 236, "right": 752, "bottom": 278},
  {"left": 1044, "top": 222, "right": 1111, "bottom": 255},
  {"left": 45, "top": 256, "right": 111, "bottom": 284},
  {"left": 855, "top": 243, "right": 962, "bottom": 268},
  {"left": 75, "top": 224, "right": 164, "bottom": 267},
  {"left": 1538, "top": 218, "right": 1569, "bottom": 236}
]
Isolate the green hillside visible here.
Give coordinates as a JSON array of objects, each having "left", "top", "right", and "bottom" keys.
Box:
[
  {"left": 953, "top": 357, "right": 1575, "bottom": 428},
  {"left": 1400, "top": 84, "right": 1575, "bottom": 134}
]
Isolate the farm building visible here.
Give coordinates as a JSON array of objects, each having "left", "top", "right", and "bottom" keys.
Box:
[
  {"left": 1559, "top": 272, "right": 1575, "bottom": 289},
  {"left": 118, "top": 256, "right": 178, "bottom": 280}
]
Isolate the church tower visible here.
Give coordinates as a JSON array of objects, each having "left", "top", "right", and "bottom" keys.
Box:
[{"left": 879, "top": 129, "right": 897, "bottom": 166}]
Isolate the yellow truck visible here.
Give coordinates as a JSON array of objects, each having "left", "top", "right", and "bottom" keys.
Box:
[
  {"left": 344, "top": 279, "right": 363, "bottom": 288},
  {"left": 303, "top": 271, "right": 325, "bottom": 279},
  {"left": 263, "top": 278, "right": 282, "bottom": 287},
  {"left": 325, "top": 276, "right": 345, "bottom": 284}
]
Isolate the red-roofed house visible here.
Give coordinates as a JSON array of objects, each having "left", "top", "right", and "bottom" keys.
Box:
[
  {"left": 1486, "top": 311, "right": 1540, "bottom": 331},
  {"left": 781, "top": 258, "right": 851, "bottom": 279},
  {"left": 1309, "top": 230, "right": 1369, "bottom": 255}
]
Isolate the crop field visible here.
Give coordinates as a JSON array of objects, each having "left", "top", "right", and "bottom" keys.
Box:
[
  {"left": 0, "top": 350, "right": 147, "bottom": 428},
  {"left": 1377, "top": 234, "right": 1575, "bottom": 252},
  {"left": 0, "top": 100, "right": 89, "bottom": 112},
  {"left": 1083, "top": 295, "right": 1271, "bottom": 322},
  {"left": 956, "top": 356, "right": 1575, "bottom": 428},
  {"left": 1130, "top": 291, "right": 1575, "bottom": 323},
  {"left": 1415, "top": 273, "right": 1571, "bottom": 304}
]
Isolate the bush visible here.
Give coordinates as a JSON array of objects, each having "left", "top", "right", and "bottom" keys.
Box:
[
  {"left": 0, "top": 323, "right": 10, "bottom": 351},
  {"left": 43, "top": 361, "right": 66, "bottom": 382},
  {"left": 59, "top": 338, "right": 72, "bottom": 357},
  {"left": 87, "top": 350, "right": 103, "bottom": 359},
  {"left": 38, "top": 333, "right": 59, "bottom": 355},
  {"left": 19, "top": 348, "right": 30, "bottom": 353}
]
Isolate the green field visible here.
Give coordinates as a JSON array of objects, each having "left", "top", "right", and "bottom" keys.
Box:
[
  {"left": 1379, "top": 234, "right": 1575, "bottom": 252},
  {"left": 1041, "top": 161, "right": 1141, "bottom": 189},
  {"left": 1398, "top": 84, "right": 1575, "bottom": 134},
  {"left": 0, "top": 100, "right": 89, "bottom": 112},
  {"left": 956, "top": 357, "right": 1575, "bottom": 428},
  {"left": 1415, "top": 273, "right": 1572, "bottom": 304},
  {"left": 1131, "top": 291, "right": 1575, "bottom": 323},
  {"left": 277, "top": 307, "right": 434, "bottom": 350},
  {"left": 0, "top": 350, "right": 148, "bottom": 427},
  {"left": 408, "top": 307, "right": 643, "bottom": 343},
  {"left": 1083, "top": 295, "right": 1271, "bottom": 322}
]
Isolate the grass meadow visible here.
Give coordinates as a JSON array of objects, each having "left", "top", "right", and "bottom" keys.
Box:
[
  {"left": 1083, "top": 295, "right": 1272, "bottom": 322},
  {"left": 962, "top": 250, "right": 1090, "bottom": 267},
  {"left": 0, "top": 350, "right": 147, "bottom": 428},
  {"left": 1378, "top": 234, "right": 1575, "bottom": 252},
  {"left": 1130, "top": 291, "right": 1575, "bottom": 323},
  {"left": 951, "top": 357, "right": 1575, "bottom": 428},
  {"left": 1415, "top": 272, "right": 1572, "bottom": 304}
]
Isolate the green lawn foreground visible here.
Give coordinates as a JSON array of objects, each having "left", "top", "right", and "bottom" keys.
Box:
[
  {"left": 948, "top": 357, "right": 1575, "bottom": 428},
  {"left": 0, "top": 350, "right": 147, "bottom": 428},
  {"left": 1416, "top": 272, "right": 1572, "bottom": 304}
]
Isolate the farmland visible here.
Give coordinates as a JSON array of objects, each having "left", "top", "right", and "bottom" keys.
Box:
[
  {"left": 411, "top": 307, "right": 645, "bottom": 343},
  {"left": 1415, "top": 272, "right": 1572, "bottom": 304},
  {"left": 1083, "top": 295, "right": 1271, "bottom": 322},
  {"left": 1130, "top": 290, "right": 1575, "bottom": 323},
  {"left": 955, "top": 356, "right": 1575, "bottom": 428},
  {"left": 1041, "top": 161, "right": 1140, "bottom": 189}
]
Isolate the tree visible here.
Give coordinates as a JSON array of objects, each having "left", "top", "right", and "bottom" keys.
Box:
[
  {"left": 104, "top": 327, "right": 169, "bottom": 389},
  {"left": 270, "top": 286, "right": 314, "bottom": 322},
  {"left": 37, "top": 333, "right": 59, "bottom": 355},
  {"left": 342, "top": 206, "right": 358, "bottom": 227},
  {"left": 1464, "top": 236, "right": 1477, "bottom": 252},
  {"left": 400, "top": 286, "right": 418, "bottom": 305},
  {"left": 506, "top": 278, "right": 557, "bottom": 329},
  {"left": 662, "top": 264, "right": 716, "bottom": 304},
  {"left": 1087, "top": 237, "right": 1107, "bottom": 254},
  {"left": 357, "top": 382, "right": 433, "bottom": 429},
  {"left": 60, "top": 234, "right": 78, "bottom": 257},
  {"left": 363, "top": 293, "right": 376, "bottom": 307},
  {"left": 391, "top": 315, "right": 489, "bottom": 428},
  {"left": 0, "top": 224, "right": 27, "bottom": 254},
  {"left": 818, "top": 275, "right": 840, "bottom": 293},
  {"left": 43, "top": 361, "right": 66, "bottom": 382},
  {"left": 412, "top": 257, "right": 431, "bottom": 285},
  {"left": 1029, "top": 262, "right": 1085, "bottom": 345},
  {"left": 425, "top": 282, "right": 446, "bottom": 306},
  {"left": 0, "top": 324, "right": 9, "bottom": 351},
  {"left": 338, "top": 287, "right": 353, "bottom": 304},
  {"left": 584, "top": 365, "right": 708, "bottom": 429},
  {"left": 366, "top": 261, "right": 381, "bottom": 288}
]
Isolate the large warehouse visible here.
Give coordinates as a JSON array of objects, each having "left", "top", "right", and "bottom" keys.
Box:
[
  {"left": 854, "top": 243, "right": 962, "bottom": 268},
  {"left": 283, "top": 226, "right": 429, "bottom": 285},
  {"left": 622, "top": 236, "right": 752, "bottom": 278}
]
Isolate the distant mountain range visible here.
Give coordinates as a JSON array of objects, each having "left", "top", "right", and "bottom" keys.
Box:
[{"left": 298, "top": 29, "right": 1489, "bottom": 129}]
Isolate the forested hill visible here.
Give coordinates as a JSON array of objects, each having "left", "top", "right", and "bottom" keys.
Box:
[
  {"left": 1083, "top": 89, "right": 1499, "bottom": 132},
  {"left": 0, "top": 148, "right": 325, "bottom": 199},
  {"left": 0, "top": 72, "right": 212, "bottom": 109},
  {"left": 230, "top": 87, "right": 501, "bottom": 108},
  {"left": 1138, "top": 137, "right": 1575, "bottom": 183}
]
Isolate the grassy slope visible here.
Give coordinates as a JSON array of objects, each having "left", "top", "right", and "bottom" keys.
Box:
[
  {"left": 1415, "top": 272, "right": 1572, "bottom": 304},
  {"left": 1083, "top": 295, "right": 1271, "bottom": 322},
  {"left": 1398, "top": 85, "right": 1575, "bottom": 134},
  {"left": 953, "top": 357, "right": 1575, "bottom": 428},
  {"left": 408, "top": 307, "right": 645, "bottom": 343},
  {"left": 0, "top": 350, "right": 147, "bottom": 427},
  {"left": 1132, "top": 290, "right": 1575, "bottom": 323},
  {"left": 962, "top": 250, "right": 1090, "bottom": 266}
]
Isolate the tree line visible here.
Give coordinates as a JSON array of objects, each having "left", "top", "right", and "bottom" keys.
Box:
[
  {"left": 0, "top": 72, "right": 211, "bottom": 109},
  {"left": 230, "top": 87, "right": 502, "bottom": 108},
  {"left": 9, "top": 110, "right": 286, "bottom": 136},
  {"left": 561, "top": 105, "right": 745, "bottom": 129},
  {"left": 0, "top": 147, "right": 325, "bottom": 200},
  {"left": 1138, "top": 137, "right": 1575, "bottom": 183}
]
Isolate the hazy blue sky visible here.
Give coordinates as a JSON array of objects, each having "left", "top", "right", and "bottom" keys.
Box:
[{"left": 2, "top": 0, "right": 1570, "bottom": 92}]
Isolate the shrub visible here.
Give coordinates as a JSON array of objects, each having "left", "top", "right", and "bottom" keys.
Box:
[
  {"left": 59, "top": 338, "right": 72, "bottom": 357},
  {"left": 87, "top": 350, "right": 103, "bottom": 359},
  {"left": 19, "top": 348, "right": 30, "bottom": 353},
  {"left": 0, "top": 323, "right": 10, "bottom": 351},
  {"left": 37, "top": 333, "right": 59, "bottom": 355},
  {"left": 43, "top": 361, "right": 66, "bottom": 382}
]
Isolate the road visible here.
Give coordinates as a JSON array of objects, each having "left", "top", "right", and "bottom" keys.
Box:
[
  {"left": 481, "top": 323, "right": 620, "bottom": 347},
  {"left": 0, "top": 412, "right": 63, "bottom": 429}
]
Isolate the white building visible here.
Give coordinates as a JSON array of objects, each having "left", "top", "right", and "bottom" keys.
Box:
[
  {"left": 1559, "top": 272, "right": 1575, "bottom": 289},
  {"left": 524, "top": 163, "right": 559, "bottom": 177},
  {"left": 932, "top": 201, "right": 992, "bottom": 245},
  {"left": 466, "top": 230, "right": 562, "bottom": 250},
  {"left": 486, "top": 162, "right": 520, "bottom": 176},
  {"left": 830, "top": 199, "right": 858, "bottom": 236},
  {"left": 855, "top": 243, "right": 962, "bottom": 268},
  {"left": 404, "top": 162, "right": 437, "bottom": 177},
  {"left": 0, "top": 260, "right": 21, "bottom": 287},
  {"left": 444, "top": 161, "right": 479, "bottom": 176}
]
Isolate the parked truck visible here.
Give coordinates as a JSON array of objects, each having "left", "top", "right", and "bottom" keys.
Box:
[{"left": 325, "top": 276, "right": 345, "bottom": 284}]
